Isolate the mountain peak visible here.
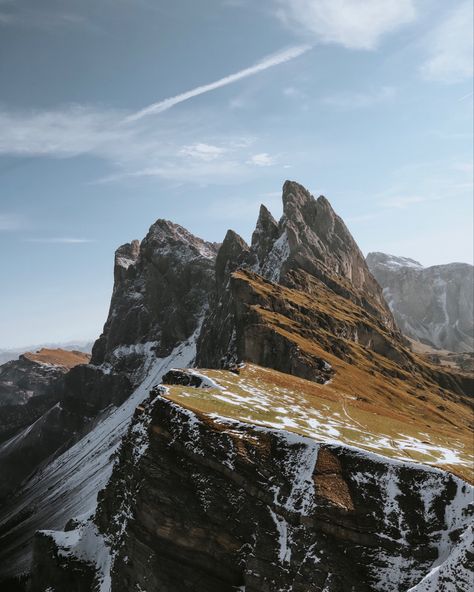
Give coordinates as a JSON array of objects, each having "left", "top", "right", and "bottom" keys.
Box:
[
  {"left": 251, "top": 204, "right": 279, "bottom": 265},
  {"left": 366, "top": 252, "right": 424, "bottom": 271},
  {"left": 282, "top": 180, "right": 313, "bottom": 218},
  {"left": 215, "top": 229, "right": 249, "bottom": 290},
  {"left": 142, "top": 219, "right": 218, "bottom": 263}
]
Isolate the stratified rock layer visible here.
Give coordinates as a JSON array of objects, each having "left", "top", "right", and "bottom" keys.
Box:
[{"left": 32, "top": 392, "right": 473, "bottom": 592}]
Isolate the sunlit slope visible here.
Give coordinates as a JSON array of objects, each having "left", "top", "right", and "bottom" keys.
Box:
[{"left": 165, "top": 364, "right": 473, "bottom": 482}]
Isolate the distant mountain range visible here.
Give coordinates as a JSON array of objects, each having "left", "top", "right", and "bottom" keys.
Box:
[{"left": 367, "top": 252, "right": 473, "bottom": 353}]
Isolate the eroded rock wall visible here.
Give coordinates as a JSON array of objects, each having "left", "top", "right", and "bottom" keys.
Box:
[{"left": 33, "top": 393, "right": 474, "bottom": 592}]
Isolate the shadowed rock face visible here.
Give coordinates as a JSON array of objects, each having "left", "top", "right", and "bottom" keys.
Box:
[
  {"left": 31, "top": 393, "right": 473, "bottom": 592},
  {"left": 367, "top": 252, "right": 474, "bottom": 353},
  {"left": 92, "top": 220, "right": 218, "bottom": 365}
]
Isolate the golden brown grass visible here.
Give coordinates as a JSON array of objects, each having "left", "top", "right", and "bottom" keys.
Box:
[
  {"left": 24, "top": 348, "right": 90, "bottom": 369},
  {"left": 165, "top": 269, "right": 473, "bottom": 482}
]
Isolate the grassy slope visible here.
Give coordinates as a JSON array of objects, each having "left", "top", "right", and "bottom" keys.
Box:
[
  {"left": 165, "top": 363, "right": 473, "bottom": 483},
  {"left": 23, "top": 348, "right": 90, "bottom": 369},
  {"left": 166, "top": 269, "right": 472, "bottom": 482}
]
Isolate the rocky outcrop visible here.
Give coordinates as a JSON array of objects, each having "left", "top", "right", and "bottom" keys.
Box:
[
  {"left": 197, "top": 182, "right": 470, "bottom": 394},
  {"left": 92, "top": 220, "right": 218, "bottom": 366},
  {"left": 32, "top": 392, "right": 473, "bottom": 592},
  {"left": 261, "top": 182, "right": 395, "bottom": 328},
  {"left": 367, "top": 252, "right": 474, "bottom": 353},
  {"left": 0, "top": 349, "right": 89, "bottom": 407},
  {"left": 0, "top": 349, "right": 92, "bottom": 492}
]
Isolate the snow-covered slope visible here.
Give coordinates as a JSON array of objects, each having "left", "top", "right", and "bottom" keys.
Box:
[
  {"left": 0, "top": 334, "right": 198, "bottom": 578},
  {"left": 367, "top": 252, "right": 474, "bottom": 353}
]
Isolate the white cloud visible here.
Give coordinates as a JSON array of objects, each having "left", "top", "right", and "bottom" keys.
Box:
[
  {"left": 322, "top": 86, "right": 396, "bottom": 109},
  {"left": 0, "top": 42, "right": 308, "bottom": 185},
  {"left": 247, "top": 152, "right": 275, "bottom": 167},
  {"left": 421, "top": 1, "right": 473, "bottom": 83},
  {"left": 0, "top": 105, "right": 125, "bottom": 157},
  {"left": 274, "top": 0, "right": 416, "bottom": 50},
  {"left": 125, "top": 44, "right": 311, "bottom": 123},
  {"left": 0, "top": 103, "right": 276, "bottom": 185},
  {"left": 179, "top": 143, "right": 227, "bottom": 162}
]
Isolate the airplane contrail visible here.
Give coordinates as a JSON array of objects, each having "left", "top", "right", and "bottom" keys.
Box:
[{"left": 124, "top": 44, "right": 311, "bottom": 123}]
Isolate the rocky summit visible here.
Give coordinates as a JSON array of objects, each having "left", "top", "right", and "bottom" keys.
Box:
[{"left": 0, "top": 182, "right": 472, "bottom": 592}]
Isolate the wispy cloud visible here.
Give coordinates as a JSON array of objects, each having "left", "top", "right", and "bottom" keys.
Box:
[
  {"left": 283, "top": 86, "right": 307, "bottom": 100},
  {"left": 24, "top": 237, "right": 95, "bottom": 244},
  {"left": 179, "top": 143, "right": 228, "bottom": 162},
  {"left": 0, "top": 104, "right": 278, "bottom": 185},
  {"left": 0, "top": 43, "right": 308, "bottom": 185},
  {"left": 322, "top": 86, "right": 396, "bottom": 109},
  {"left": 0, "top": 5, "right": 91, "bottom": 30},
  {"left": 124, "top": 44, "right": 311, "bottom": 122},
  {"left": 274, "top": 0, "right": 416, "bottom": 50},
  {"left": 0, "top": 105, "right": 125, "bottom": 157},
  {"left": 421, "top": 1, "right": 473, "bottom": 83}
]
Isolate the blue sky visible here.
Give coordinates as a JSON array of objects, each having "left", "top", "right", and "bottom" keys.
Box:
[{"left": 0, "top": 0, "right": 472, "bottom": 348}]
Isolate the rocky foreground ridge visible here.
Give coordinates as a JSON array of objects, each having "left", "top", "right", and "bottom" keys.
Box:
[
  {"left": 367, "top": 252, "right": 474, "bottom": 354},
  {"left": 0, "top": 181, "right": 472, "bottom": 591},
  {"left": 32, "top": 378, "right": 473, "bottom": 592}
]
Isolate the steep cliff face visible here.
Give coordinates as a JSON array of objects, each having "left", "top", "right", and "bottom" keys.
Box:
[
  {"left": 366, "top": 252, "right": 474, "bottom": 353},
  {"left": 0, "top": 222, "right": 218, "bottom": 579},
  {"left": 31, "top": 379, "right": 473, "bottom": 592},
  {"left": 259, "top": 182, "right": 394, "bottom": 326},
  {"left": 92, "top": 220, "right": 217, "bottom": 366},
  {"left": 2, "top": 181, "right": 473, "bottom": 591}
]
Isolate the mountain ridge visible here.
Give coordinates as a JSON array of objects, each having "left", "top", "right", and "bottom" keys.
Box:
[{"left": 0, "top": 181, "right": 472, "bottom": 591}]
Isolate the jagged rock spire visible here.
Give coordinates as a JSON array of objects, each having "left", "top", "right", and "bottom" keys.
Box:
[
  {"left": 215, "top": 229, "right": 249, "bottom": 292},
  {"left": 251, "top": 204, "right": 279, "bottom": 265}
]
